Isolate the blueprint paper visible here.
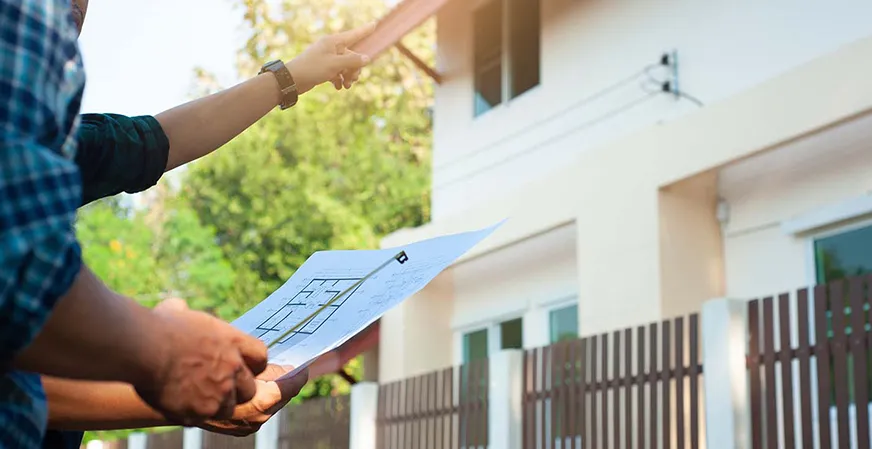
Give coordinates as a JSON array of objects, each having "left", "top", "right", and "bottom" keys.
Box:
[{"left": 231, "top": 221, "right": 503, "bottom": 373}]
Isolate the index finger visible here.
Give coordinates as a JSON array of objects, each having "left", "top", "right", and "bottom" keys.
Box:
[{"left": 336, "top": 22, "right": 377, "bottom": 47}]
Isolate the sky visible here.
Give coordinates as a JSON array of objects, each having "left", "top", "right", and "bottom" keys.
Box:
[{"left": 77, "top": 0, "right": 249, "bottom": 115}]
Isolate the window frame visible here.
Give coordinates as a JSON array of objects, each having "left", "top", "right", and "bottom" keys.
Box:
[
  {"left": 804, "top": 217, "right": 872, "bottom": 286},
  {"left": 803, "top": 217, "right": 872, "bottom": 409},
  {"left": 454, "top": 313, "right": 526, "bottom": 366},
  {"left": 471, "top": 0, "right": 541, "bottom": 118},
  {"left": 547, "top": 302, "right": 580, "bottom": 344}
]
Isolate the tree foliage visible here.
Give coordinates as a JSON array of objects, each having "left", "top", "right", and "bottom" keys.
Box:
[
  {"left": 77, "top": 0, "right": 434, "bottom": 442},
  {"left": 183, "top": 0, "right": 434, "bottom": 313}
]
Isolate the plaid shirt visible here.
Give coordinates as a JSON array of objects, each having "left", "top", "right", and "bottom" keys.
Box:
[{"left": 0, "top": 0, "right": 86, "bottom": 446}]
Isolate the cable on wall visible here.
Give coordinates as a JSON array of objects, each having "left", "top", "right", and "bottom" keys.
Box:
[
  {"left": 434, "top": 60, "right": 667, "bottom": 172},
  {"left": 435, "top": 51, "right": 706, "bottom": 189}
]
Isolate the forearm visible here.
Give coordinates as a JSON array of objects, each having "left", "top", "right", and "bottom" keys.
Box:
[
  {"left": 12, "top": 266, "right": 165, "bottom": 386},
  {"left": 157, "top": 73, "right": 281, "bottom": 171},
  {"left": 44, "top": 377, "right": 167, "bottom": 431}
]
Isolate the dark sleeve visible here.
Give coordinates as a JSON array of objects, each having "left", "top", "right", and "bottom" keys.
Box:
[{"left": 75, "top": 113, "right": 170, "bottom": 206}]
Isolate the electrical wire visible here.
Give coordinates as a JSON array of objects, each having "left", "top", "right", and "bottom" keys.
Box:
[
  {"left": 432, "top": 55, "right": 706, "bottom": 189},
  {"left": 434, "top": 90, "right": 661, "bottom": 189},
  {"left": 434, "top": 63, "right": 664, "bottom": 171}
]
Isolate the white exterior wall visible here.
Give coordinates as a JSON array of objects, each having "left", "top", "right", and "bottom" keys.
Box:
[
  {"left": 450, "top": 224, "right": 577, "bottom": 364},
  {"left": 379, "top": 2, "right": 872, "bottom": 382},
  {"left": 720, "top": 112, "right": 872, "bottom": 300},
  {"left": 432, "top": 0, "right": 872, "bottom": 219}
]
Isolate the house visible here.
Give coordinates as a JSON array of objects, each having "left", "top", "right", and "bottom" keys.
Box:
[{"left": 351, "top": 0, "right": 872, "bottom": 385}]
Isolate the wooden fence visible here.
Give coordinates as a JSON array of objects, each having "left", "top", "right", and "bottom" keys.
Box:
[
  {"left": 748, "top": 275, "right": 872, "bottom": 449},
  {"left": 145, "top": 429, "right": 184, "bottom": 449},
  {"left": 376, "top": 359, "right": 489, "bottom": 449},
  {"left": 522, "top": 314, "right": 703, "bottom": 449},
  {"left": 202, "top": 432, "right": 256, "bottom": 449},
  {"left": 278, "top": 394, "right": 351, "bottom": 449}
]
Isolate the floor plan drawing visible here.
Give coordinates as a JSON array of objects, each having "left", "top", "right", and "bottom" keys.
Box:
[{"left": 254, "top": 277, "right": 364, "bottom": 347}]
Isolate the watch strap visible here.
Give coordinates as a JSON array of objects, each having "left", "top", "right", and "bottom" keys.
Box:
[{"left": 259, "top": 60, "right": 298, "bottom": 110}]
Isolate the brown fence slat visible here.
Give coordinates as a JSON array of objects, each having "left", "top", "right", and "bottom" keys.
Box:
[
  {"left": 797, "top": 288, "right": 814, "bottom": 447},
  {"left": 601, "top": 333, "right": 609, "bottom": 449},
  {"left": 561, "top": 341, "right": 572, "bottom": 448},
  {"left": 676, "top": 317, "right": 685, "bottom": 449},
  {"left": 649, "top": 323, "right": 658, "bottom": 449},
  {"left": 849, "top": 277, "right": 870, "bottom": 449},
  {"left": 662, "top": 320, "right": 672, "bottom": 449},
  {"left": 814, "top": 284, "right": 833, "bottom": 449},
  {"left": 748, "top": 299, "right": 763, "bottom": 449},
  {"left": 613, "top": 331, "right": 621, "bottom": 449},
  {"left": 637, "top": 326, "right": 646, "bottom": 449},
  {"left": 762, "top": 297, "right": 778, "bottom": 449},
  {"left": 830, "top": 281, "right": 851, "bottom": 449},
  {"left": 568, "top": 340, "right": 578, "bottom": 445},
  {"left": 524, "top": 350, "right": 534, "bottom": 449},
  {"left": 579, "top": 337, "right": 589, "bottom": 449},
  {"left": 777, "top": 293, "right": 796, "bottom": 449},
  {"left": 591, "top": 334, "right": 599, "bottom": 449},
  {"left": 625, "top": 327, "right": 633, "bottom": 449},
  {"left": 540, "top": 346, "right": 550, "bottom": 449},
  {"left": 552, "top": 343, "right": 561, "bottom": 449},
  {"left": 689, "top": 314, "right": 700, "bottom": 449}
]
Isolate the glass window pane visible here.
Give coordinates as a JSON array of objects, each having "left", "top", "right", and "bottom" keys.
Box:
[
  {"left": 550, "top": 304, "right": 578, "bottom": 344},
  {"left": 500, "top": 317, "right": 523, "bottom": 349},
  {"left": 474, "top": 0, "right": 503, "bottom": 116},
  {"left": 814, "top": 224, "right": 872, "bottom": 284},
  {"left": 462, "top": 328, "right": 488, "bottom": 363},
  {"left": 509, "top": 0, "right": 540, "bottom": 98}
]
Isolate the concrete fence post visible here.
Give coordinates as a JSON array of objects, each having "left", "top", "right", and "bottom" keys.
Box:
[
  {"left": 701, "top": 298, "right": 750, "bottom": 449},
  {"left": 127, "top": 432, "right": 147, "bottom": 449},
  {"left": 255, "top": 409, "right": 282, "bottom": 449},
  {"left": 182, "top": 427, "right": 202, "bottom": 449},
  {"left": 350, "top": 382, "right": 380, "bottom": 449},
  {"left": 489, "top": 349, "right": 524, "bottom": 449}
]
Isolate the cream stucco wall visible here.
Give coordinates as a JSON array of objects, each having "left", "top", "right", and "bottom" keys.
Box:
[
  {"left": 719, "top": 112, "right": 872, "bottom": 300},
  {"left": 431, "top": 0, "right": 872, "bottom": 220},
  {"left": 378, "top": 33, "right": 872, "bottom": 383}
]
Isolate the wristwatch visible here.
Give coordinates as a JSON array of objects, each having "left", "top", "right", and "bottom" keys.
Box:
[{"left": 259, "top": 60, "right": 298, "bottom": 110}]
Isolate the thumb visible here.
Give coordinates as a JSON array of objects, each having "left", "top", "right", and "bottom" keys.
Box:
[
  {"left": 334, "top": 51, "right": 370, "bottom": 72},
  {"left": 155, "top": 297, "right": 188, "bottom": 312}
]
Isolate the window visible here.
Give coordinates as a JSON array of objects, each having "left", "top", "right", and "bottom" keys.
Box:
[
  {"left": 814, "top": 223, "right": 872, "bottom": 284},
  {"left": 462, "top": 328, "right": 489, "bottom": 364},
  {"left": 500, "top": 317, "right": 524, "bottom": 350},
  {"left": 812, "top": 223, "right": 872, "bottom": 406},
  {"left": 549, "top": 304, "right": 578, "bottom": 344},
  {"left": 473, "top": 0, "right": 541, "bottom": 116}
]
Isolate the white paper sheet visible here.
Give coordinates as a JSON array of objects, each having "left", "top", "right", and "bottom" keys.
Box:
[{"left": 231, "top": 221, "right": 503, "bottom": 373}]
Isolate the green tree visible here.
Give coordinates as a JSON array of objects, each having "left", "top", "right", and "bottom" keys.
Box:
[
  {"left": 183, "top": 0, "right": 434, "bottom": 400},
  {"left": 184, "top": 0, "right": 434, "bottom": 312}
]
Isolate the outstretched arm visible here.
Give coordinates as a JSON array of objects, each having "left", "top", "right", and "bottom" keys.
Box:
[{"left": 159, "top": 23, "right": 375, "bottom": 171}]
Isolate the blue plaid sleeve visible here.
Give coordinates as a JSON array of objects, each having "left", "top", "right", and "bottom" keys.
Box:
[{"left": 0, "top": 0, "right": 87, "bottom": 362}]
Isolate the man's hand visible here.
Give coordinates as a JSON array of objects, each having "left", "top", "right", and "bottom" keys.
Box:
[
  {"left": 200, "top": 364, "right": 310, "bottom": 436},
  {"left": 134, "top": 299, "right": 269, "bottom": 426},
  {"left": 285, "top": 23, "right": 377, "bottom": 94}
]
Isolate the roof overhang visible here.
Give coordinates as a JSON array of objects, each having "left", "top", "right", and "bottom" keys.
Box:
[{"left": 352, "top": 0, "right": 448, "bottom": 83}]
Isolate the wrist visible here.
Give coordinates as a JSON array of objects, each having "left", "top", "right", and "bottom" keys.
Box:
[
  {"left": 284, "top": 59, "right": 309, "bottom": 95},
  {"left": 123, "top": 302, "right": 173, "bottom": 390}
]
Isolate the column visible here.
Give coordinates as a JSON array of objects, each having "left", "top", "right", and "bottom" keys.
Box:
[
  {"left": 182, "top": 427, "right": 202, "bottom": 449},
  {"left": 488, "top": 349, "right": 524, "bottom": 449},
  {"left": 256, "top": 410, "right": 282, "bottom": 449},
  {"left": 127, "top": 433, "right": 147, "bottom": 449},
  {"left": 350, "top": 382, "right": 380, "bottom": 449},
  {"left": 701, "top": 297, "right": 750, "bottom": 449}
]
